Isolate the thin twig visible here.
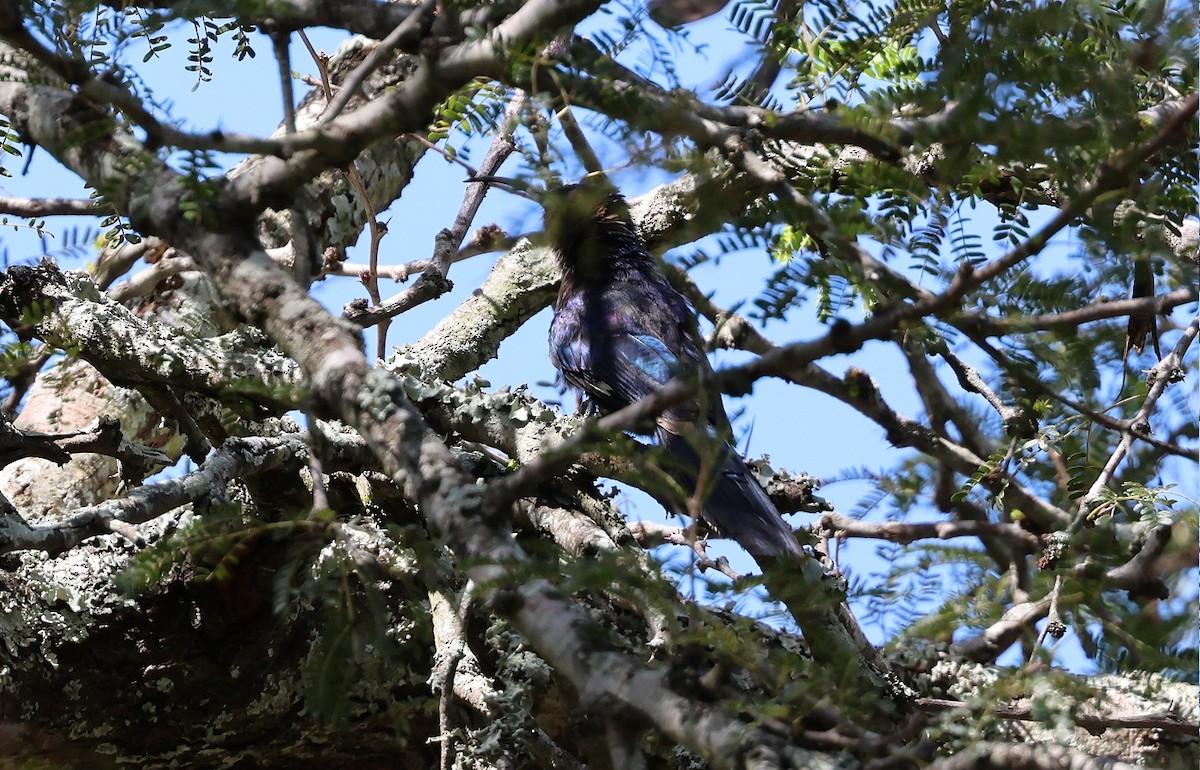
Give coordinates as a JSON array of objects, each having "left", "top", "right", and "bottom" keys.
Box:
[
  {"left": 321, "top": 0, "right": 437, "bottom": 124},
  {"left": 271, "top": 29, "right": 297, "bottom": 134},
  {"left": 961, "top": 287, "right": 1196, "bottom": 335},
  {"left": 327, "top": 233, "right": 517, "bottom": 282},
  {"left": 296, "top": 30, "right": 331, "bottom": 97},
  {"left": 936, "top": 344, "right": 1030, "bottom": 437},
  {"left": 432, "top": 91, "right": 528, "bottom": 278},
  {"left": 1027, "top": 574, "right": 1064, "bottom": 663},
  {"left": 403, "top": 132, "right": 483, "bottom": 176},
  {"left": 297, "top": 30, "right": 391, "bottom": 357},
  {"left": 553, "top": 97, "right": 605, "bottom": 175},
  {"left": 344, "top": 91, "right": 530, "bottom": 329},
  {"left": 963, "top": 330, "right": 1195, "bottom": 459},
  {"left": 628, "top": 520, "right": 742, "bottom": 580},
  {"left": 1075, "top": 315, "right": 1198, "bottom": 525}
]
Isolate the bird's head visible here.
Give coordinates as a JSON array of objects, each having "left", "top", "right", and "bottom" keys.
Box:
[
  {"left": 541, "top": 179, "right": 632, "bottom": 254},
  {"left": 470, "top": 174, "right": 643, "bottom": 279}
]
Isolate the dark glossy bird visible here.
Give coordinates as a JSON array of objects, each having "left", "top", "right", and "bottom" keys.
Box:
[{"left": 541, "top": 180, "right": 801, "bottom": 560}]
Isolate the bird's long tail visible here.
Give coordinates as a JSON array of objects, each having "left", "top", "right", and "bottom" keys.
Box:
[{"left": 657, "top": 429, "right": 802, "bottom": 559}]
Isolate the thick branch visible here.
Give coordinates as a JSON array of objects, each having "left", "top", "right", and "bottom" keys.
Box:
[
  {"left": 0, "top": 435, "right": 303, "bottom": 554},
  {"left": 0, "top": 263, "right": 305, "bottom": 410}
]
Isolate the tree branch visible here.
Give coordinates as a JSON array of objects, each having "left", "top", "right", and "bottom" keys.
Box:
[
  {"left": 0, "top": 196, "right": 99, "bottom": 217},
  {"left": 813, "top": 512, "right": 1040, "bottom": 551},
  {"left": 0, "top": 263, "right": 306, "bottom": 410},
  {"left": 962, "top": 288, "right": 1197, "bottom": 336},
  {"left": 0, "top": 435, "right": 304, "bottom": 554},
  {"left": 344, "top": 91, "right": 527, "bottom": 328}
]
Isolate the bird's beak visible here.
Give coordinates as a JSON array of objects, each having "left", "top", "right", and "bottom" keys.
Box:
[{"left": 467, "top": 174, "right": 542, "bottom": 202}]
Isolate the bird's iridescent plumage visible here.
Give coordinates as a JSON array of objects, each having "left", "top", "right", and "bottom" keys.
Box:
[{"left": 545, "top": 182, "right": 800, "bottom": 560}]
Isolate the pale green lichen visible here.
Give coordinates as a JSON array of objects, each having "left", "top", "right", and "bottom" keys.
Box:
[
  {"left": 928, "top": 657, "right": 999, "bottom": 700},
  {"left": 325, "top": 189, "right": 361, "bottom": 247}
]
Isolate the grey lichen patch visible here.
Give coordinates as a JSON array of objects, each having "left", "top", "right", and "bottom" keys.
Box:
[
  {"left": 387, "top": 361, "right": 577, "bottom": 466},
  {"left": 1095, "top": 672, "right": 1198, "bottom": 723},
  {"left": 924, "top": 661, "right": 1200, "bottom": 769},
  {"left": 1001, "top": 674, "right": 1199, "bottom": 768},
  {"left": 928, "top": 657, "right": 1000, "bottom": 700},
  {"left": 312, "top": 515, "right": 420, "bottom": 582},
  {"left": 355, "top": 365, "right": 409, "bottom": 425},
  {"left": 325, "top": 189, "right": 362, "bottom": 248},
  {"left": 59, "top": 269, "right": 106, "bottom": 303},
  {"left": 244, "top": 670, "right": 302, "bottom": 720},
  {"left": 0, "top": 506, "right": 182, "bottom": 681},
  {"left": 1, "top": 551, "right": 119, "bottom": 677},
  {"left": 450, "top": 620, "right": 555, "bottom": 768},
  {"left": 434, "top": 462, "right": 486, "bottom": 520}
]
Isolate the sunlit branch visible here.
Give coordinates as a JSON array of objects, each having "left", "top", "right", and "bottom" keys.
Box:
[
  {"left": 0, "top": 264, "right": 306, "bottom": 409},
  {"left": 0, "top": 196, "right": 99, "bottom": 216},
  {"left": 107, "top": 254, "right": 199, "bottom": 302},
  {"left": 813, "top": 512, "right": 1040, "bottom": 551},
  {"left": 1098, "top": 522, "right": 1175, "bottom": 599},
  {"left": 329, "top": 234, "right": 518, "bottom": 282},
  {"left": 955, "top": 597, "right": 1052, "bottom": 663}
]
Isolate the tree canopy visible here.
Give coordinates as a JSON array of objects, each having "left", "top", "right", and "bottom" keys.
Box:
[{"left": 0, "top": 1, "right": 1196, "bottom": 768}]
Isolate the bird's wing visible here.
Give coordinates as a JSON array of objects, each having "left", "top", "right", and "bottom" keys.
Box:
[
  {"left": 605, "top": 332, "right": 679, "bottom": 402},
  {"left": 550, "top": 327, "right": 617, "bottom": 408},
  {"left": 552, "top": 330, "right": 695, "bottom": 416}
]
